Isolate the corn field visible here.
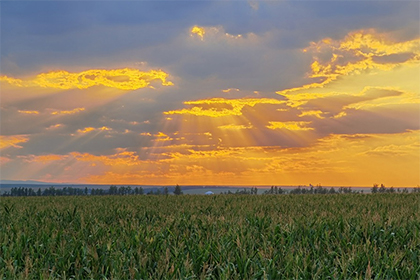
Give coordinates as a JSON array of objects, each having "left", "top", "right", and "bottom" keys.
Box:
[{"left": 1, "top": 194, "right": 419, "bottom": 279}]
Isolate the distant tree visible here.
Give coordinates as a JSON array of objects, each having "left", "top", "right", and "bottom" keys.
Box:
[
  {"left": 379, "top": 184, "right": 386, "bottom": 193},
  {"left": 163, "top": 187, "right": 169, "bottom": 195},
  {"left": 371, "top": 184, "right": 378, "bottom": 194},
  {"left": 174, "top": 184, "right": 183, "bottom": 195},
  {"left": 109, "top": 185, "right": 118, "bottom": 195},
  {"left": 411, "top": 186, "right": 420, "bottom": 193},
  {"left": 139, "top": 187, "right": 144, "bottom": 195},
  {"left": 289, "top": 186, "right": 302, "bottom": 195}
]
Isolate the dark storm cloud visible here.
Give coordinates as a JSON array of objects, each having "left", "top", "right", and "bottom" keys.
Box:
[{"left": 2, "top": 1, "right": 418, "bottom": 75}]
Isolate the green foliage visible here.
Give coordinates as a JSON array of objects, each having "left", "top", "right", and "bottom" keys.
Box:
[
  {"left": 173, "top": 184, "right": 183, "bottom": 195},
  {"left": 0, "top": 194, "right": 419, "bottom": 279}
]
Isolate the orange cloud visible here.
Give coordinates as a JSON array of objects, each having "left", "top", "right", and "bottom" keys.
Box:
[
  {"left": 46, "top": 124, "right": 63, "bottom": 130},
  {"left": 0, "top": 156, "right": 11, "bottom": 165},
  {"left": 71, "top": 150, "right": 140, "bottom": 166},
  {"left": 44, "top": 130, "right": 418, "bottom": 186},
  {"left": 0, "top": 68, "right": 173, "bottom": 90},
  {"left": 21, "top": 154, "right": 68, "bottom": 163},
  {"left": 0, "top": 135, "right": 29, "bottom": 149},
  {"left": 266, "top": 121, "right": 314, "bottom": 131}
]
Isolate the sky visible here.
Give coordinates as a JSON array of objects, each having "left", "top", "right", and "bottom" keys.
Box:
[{"left": 0, "top": 1, "right": 419, "bottom": 187}]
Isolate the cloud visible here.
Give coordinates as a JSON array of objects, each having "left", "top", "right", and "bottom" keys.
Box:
[
  {"left": 51, "top": 107, "right": 85, "bottom": 115},
  {"left": 164, "top": 98, "right": 284, "bottom": 117},
  {"left": 191, "top": 26, "right": 206, "bottom": 40},
  {"left": 46, "top": 124, "right": 63, "bottom": 130},
  {"left": 248, "top": 1, "right": 259, "bottom": 11},
  {"left": 343, "top": 91, "right": 419, "bottom": 110},
  {"left": 361, "top": 143, "right": 419, "bottom": 157},
  {"left": 140, "top": 132, "right": 152, "bottom": 136},
  {"left": 71, "top": 150, "right": 140, "bottom": 166},
  {"left": 266, "top": 121, "right": 314, "bottom": 131},
  {"left": 222, "top": 88, "right": 240, "bottom": 93},
  {"left": 18, "top": 110, "right": 39, "bottom": 115},
  {"left": 0, "top": 157, "right": 12, "bottom": 165},
  {"left": 20, "top": 154, "right": 68, "bottom": 163},
  {"left": 0, "top": 68, "right": 173, "bottom": 90},
  {"left": 298, "top": 110, "right": 325, "bottom": 119},
  {"left": 77, "top": 126, "right": 111, "bottom": 134},
  {"left": 218, "top": 124, "right": 253, "bottom": 130},
  {"left": 190, "top": 25, "right": 245, "bottom": 42},
  {"left": 277, "top": 29, "right": 420, "bottom": 97},
  {"left": 0, "top": 135, "right": 29, "bottom": 149},
  {"left": 1, "top": 3, "right": 418, "bottom": 186},
  {"left": 153, "top": 132, "right": 174, "bottom": 142}
]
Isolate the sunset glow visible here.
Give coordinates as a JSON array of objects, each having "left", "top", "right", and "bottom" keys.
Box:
[{"left": 1, "top": 1, "right": 419, "bottom": 186}]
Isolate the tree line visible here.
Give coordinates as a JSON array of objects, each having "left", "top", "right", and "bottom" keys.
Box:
[
  {"left": 2, "top": 183, "right": 418, "bottom": 197},
  {"left": 2, "top": 184, "right": 184, "bottom": 197}
]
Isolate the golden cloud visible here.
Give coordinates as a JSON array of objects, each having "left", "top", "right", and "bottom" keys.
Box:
[
  {"left": 278, "top": 30, "right": 420, "bottom": 97},
  {"left": 46, "top": 124, "right": 63, "bottom": 130},
  {"left": 18, "top": 110, "right": 39, "bottom": 115},
  {"left": 140, "top": 132, "right": 152, "bottom": 136},
  {"left": 0, "top": 135, "right": 29, "bottom": 149},
  {"left": 0, "top": 68, "right": 173, "bottom": 90},
  {"left": 77, "top": 126, "right": 111, "bottom": 134},
  {"left": 164, "top": 98, "right": 285, "bottom": 117},
  {"left": 266, "top": 121, "right": 314, "bottom": 131},
  {"left": 190, "top": 25, "right": 248, "bottom": 42},
  {"left": 191, "top": 26, "right": 206, "bottom": 40},
  {"left": 344, "top": 91, "right": 420, "bottom": 110},
  {"left": 153, "top": 132, "right": 173, "bottom": 142},
  {"left": 222, "top": 88, "right": 240, "bottom": 93},
  {"left": 51, "top": 107, "right": 85, "bottom": 115},
  {"left": 298, "top": 110, "right": 325, "bottom": 119},
  {"left": 218, "top": 124, "right": 253, "bottom": 130}
]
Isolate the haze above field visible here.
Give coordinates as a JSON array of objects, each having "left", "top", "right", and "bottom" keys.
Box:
[{"left": 0, "top": 1, "right": 419, "bottom": 186}]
